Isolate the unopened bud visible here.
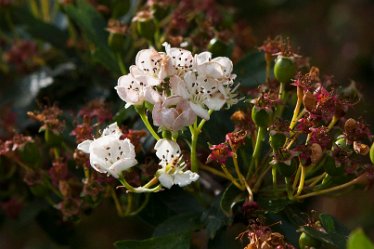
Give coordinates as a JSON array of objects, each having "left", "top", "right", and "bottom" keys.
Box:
[
  {"left": 353, "top": 141, "right": 369, "bottom": 156},
  {"left": 133, "top": 11, "right": 156, "bottom": 42},
  {"left": 303, "top": 91, "right": 317, "bottom": 112},
  {"left": 269, "top": 132, "right": 286, "bottom": 150}
]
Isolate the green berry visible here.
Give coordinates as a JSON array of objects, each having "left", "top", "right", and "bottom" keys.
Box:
[
  {"left": 251, "top": 106, "right": 271, "bottom": 127},
  {"left": 274, "top": 56, "right": 296, "bottom": 83},
  {"left": 269, "top": 133, "right": 286, "bottom": 150}
]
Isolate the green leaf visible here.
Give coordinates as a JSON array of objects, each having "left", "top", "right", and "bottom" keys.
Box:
[
  {"left": 153, "top": 212, "right": 201, "bottom": 237},
  {"left": 258, "top": 196, "right": 292, "bottom": 213},
  {"left": 234, "top": 50, "right": 266, "bottom": 88},
  {"left": 14, "top": 8, "right": 68, "bottom": 48},
  {"left": 320, "top": 213, "right": 336, "bottom": 233},
  {"left": 347, "top": 228, "right": 374, "bottom": 249},
  {"left": 201, "top": 198, "right": 229, "bottom": 239},
  {"left": 64, "top": 0, "right": 119, "bottom": 73},
  {"left": 114, "top": 232, "right": 190, "bottom": 249},
  {"left": 220, "top": 184, "right": 245, "bottom": 217},
  {"left": 301, "top": 226, "right": 347, "bottom": 249}
]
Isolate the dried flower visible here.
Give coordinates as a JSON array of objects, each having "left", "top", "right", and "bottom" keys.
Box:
[{"left": 207, "top": 143, "right": 233, "bottom": 164}]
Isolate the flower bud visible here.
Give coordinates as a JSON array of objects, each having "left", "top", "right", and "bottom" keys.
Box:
[
  {"left": 251, "top": 106, "right": 271, "bottom": 127},
  {"left": 302, "top": 91, "right": 317, "bottom": 112},
  {"left": 20, "top": 142, "right": 40, "bottom": 166},
  {"left": 323, "top": 155, "right": 344, "bottom": 176},
  {"left": 353, "top": 141, "right": 369, "bottom": 156},
  {"left": 299, "top": 232, "right": 321, "bottom": 249},
  {"left": 274, "top": 56, "right": 296, "bottom": 83},
  {"left": 269, "top": 132, "right": 286, "bottom": 150}
]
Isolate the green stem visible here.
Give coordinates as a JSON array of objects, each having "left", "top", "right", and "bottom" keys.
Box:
[
  {"left": 190, "top": 124, "right": 199, "bottom": 172},
  {"left": 190, "top": 110, "right": 212, "bottom": 173},
  {"left": 221, "top": 164, "right": 244, "bottom": 190},
  {"left": 296, "top": 166, "right": 306, "bottom": 196},
  {"left": 296, "top": 175, "right": 366, "bottom": 199},
  {"left": 136, "top": 107, "right": 160, "bottom": 140},
  {"left": 285, "top": 177, "right": 294, "bottom": 200},
  {"left": 307, "top": 172, "right": 327, "bottom": 188},
  {"left": 200, "top": 164, "right": 231, "bottom": 180},
  {"left": 118, "top": 177, "right": 136, "bottom": 192},
  {"left": 289, "top": 87, "right": 303, "bottom": 130},
  {"left": 232, "top": 152, "right": 245, "bottom": 186},
  {"left": 252, "top": 126, "right": 265, "bottom": 167},
  {"left": 272, "top": 165, "right": 277, "bottom": 190},
  {"left": 116, "top": 52, "right": 127, "bottom": 75},
  {"left": 252, "top": 164, "right": 272, "bottom": 192},
  {"left": 111, "top": 187, "right": 124, "bottom": 217}
]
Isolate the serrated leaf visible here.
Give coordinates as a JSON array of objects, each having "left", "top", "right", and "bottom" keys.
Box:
[
  {"left": 234, "top": 50, "right": 266, "bottom": 88},
  {"left": 347, "top": 228, "right": 374, "bottom": 249},
  {"left": 220, "top": 184, "right": 245, "bottom": 217},
  {"left": 64, "top": 0, "right": 119, "bottom": 73},
  {"left": 153, "top": 212, "right": 201, "bottom": 237},
  {"left": 114, "top": 232, "right": 190, "bottom": 249}
]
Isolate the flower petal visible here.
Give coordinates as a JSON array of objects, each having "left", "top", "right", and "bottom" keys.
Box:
[
  {"left": 77, "top": 139, "right": 92, "bottom": 154},
  {"left": 189, "top": 102, "right": 210, "bottom": 120},
  {"left": 173, "top": 170, "right": 199, "bottom": 187},
  {"left": 158, "top": 172, "right": 174, "bottom": 189},
  {"left": 108, "top": 158, "right": 138, "bottom": 178}
]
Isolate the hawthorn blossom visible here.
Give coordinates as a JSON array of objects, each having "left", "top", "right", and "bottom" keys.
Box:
[
  {"left": 77, "top": 123, "right": 137, "bottom": 178},
  {"left": 152, "top": 96, "right": 196, "bottom": 131},
  {"left": 154, "top": 139, "right": 199, "bottom": 188},
  {"left": 115, "top": 66, "right": 161, "bottom": 108}
]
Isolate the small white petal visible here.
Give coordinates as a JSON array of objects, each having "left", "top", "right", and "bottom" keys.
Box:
[
  {"left": 195, "top": 52, "right": 212, "bottom": 65},
  {"left": 77, "top": 140, "right": 92, "bottom": 154},
  {"left": 189, "top": 102, "right": 210, "bottom": 120},
  {"left": 102, "top": 123, "right": 122, "bottom": 137},
  {"left": 174, "top": 170, "right": 199, "bottom": 187},
  {"left": 158, "top": 172, "right": 174, "bottom": 189},
  {"left": 108, "top": 158, "right": 138, "bottom": 178}
]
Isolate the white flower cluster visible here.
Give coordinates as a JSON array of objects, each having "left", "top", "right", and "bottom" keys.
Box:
[
  {"left": 115, "top": 43, "right": 239, "bottom": 131},
  {"left": 77, "top": 123, "right": 198, "bottom": 189}
]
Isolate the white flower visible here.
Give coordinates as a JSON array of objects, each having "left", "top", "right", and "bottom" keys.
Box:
[
  {"left": 77, "top": 123, "right": 137, "bottom": 178},
  {"left": 154, "top": 139, "right": 199, "bottom": 189},
  {"left": 152, "top": 96, "right": 197, "bottom": 131},
  {"left": 134, "top": 48, "right": 170, "bottom": 80},
  {"left": 115, "top": 66, "right": 161, "bottom": 108},
  {"left": 163, "top": 42, "right": 194, "bottom": 76}
]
